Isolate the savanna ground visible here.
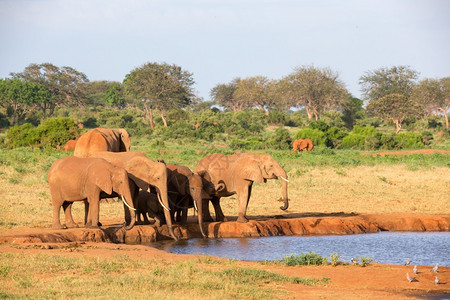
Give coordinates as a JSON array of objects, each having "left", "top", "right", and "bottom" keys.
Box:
[{"left": 0, "top": 138, "right": 449, "bottom": 299}]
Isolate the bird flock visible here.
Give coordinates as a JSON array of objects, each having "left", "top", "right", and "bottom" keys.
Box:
[{"left": 404, "top": 259, "right": 440, "bottom": 285}]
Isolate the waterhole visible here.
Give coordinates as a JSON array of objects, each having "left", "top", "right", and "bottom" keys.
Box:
[{"left": 151, "top": 232, "right": 450, "bottom": 266}]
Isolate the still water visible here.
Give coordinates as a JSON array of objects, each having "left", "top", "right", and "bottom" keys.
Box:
[{"left": 151, "top": 232, "right": 450, "bottom": 266}]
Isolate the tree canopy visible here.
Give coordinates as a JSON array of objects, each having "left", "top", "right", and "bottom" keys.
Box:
[
  {"left": 359, "top": 65, "right": 419, "bottom": 101},
  {"left": 280, "top": 65, "right": 349, "bottom": 120},
  {"left": 0, "top": 78, "right": 52, "bottom": 125},
  {"left": 123, "top": 62, "right": 195, "bottom": 127},
  {"left": 10, "top": 63, "right": 88, "bottom": 118}
]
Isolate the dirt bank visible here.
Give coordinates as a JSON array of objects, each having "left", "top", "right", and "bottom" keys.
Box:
[{"left": 1, "top": 213, "right": 448, "bottom": 244}]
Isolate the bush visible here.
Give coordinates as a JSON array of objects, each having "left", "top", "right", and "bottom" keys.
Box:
[
  {"left": 282, "top": 252, "right": 328, "bottom": 266},
  {"left": 267, "top": 127, "right": 292, "bottom": 150},
  {"left": 5, "top": 117, "right": 81, "bottom": 149},
  {"left": 295, "top": 128, "right": 327, "bottom": 146},
  {"left": 341, "top": 133, "right": 365, "bottom": 149},
  {"left": 395, "top": 132, "right": 424, "bottom": 149}
]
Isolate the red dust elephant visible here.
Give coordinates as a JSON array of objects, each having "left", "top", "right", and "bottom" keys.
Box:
[
  {"left": 293, "top": 138, "right": 314, "bottom": 153},
  {"left": 74, "top": 128, "right": 131, "bottom": 157},
  {"left": 64, "top": 139, "right": 77, "bottom": 152}
]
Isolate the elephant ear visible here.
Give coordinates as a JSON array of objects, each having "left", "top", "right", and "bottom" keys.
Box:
[
  {"left": 94, "top": 166, "right": 113, "bottom": 195},
  {"left": 169, "top": 170, "right": 186, "bottom": 196},
  {"left": 236, "top": 158, "right": 265, "bottom": 183},
  {"left": 118, "top": 129, "right": 131, "bottom": 151}
]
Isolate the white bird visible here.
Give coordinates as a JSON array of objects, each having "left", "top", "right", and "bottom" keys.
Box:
[
  {"left": 351, "top": 257, "right": 358, "bottom": 265},
  {"left": 405, "top": 258, "right": 410, "bottom": 265},
  {"left": 435, "top": 276, "right": 440, "bottom": 285},
  {"left": 413, "top": 265, "right": 418, "bottom": 274},
  {"left": 406, "top": 272, "right": 418, "bottom": 283},
  {"left": 431, "top": 263, "right": 439, "bottom": 273}
]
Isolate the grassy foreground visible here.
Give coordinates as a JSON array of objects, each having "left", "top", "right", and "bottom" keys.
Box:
[{"left": 0, "top": 250, "right": 328, "bottom": 299}]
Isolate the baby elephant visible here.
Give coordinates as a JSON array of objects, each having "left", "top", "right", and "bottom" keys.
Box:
[{"left": 136, "top": 190, "right": 165, "bottom": 226}]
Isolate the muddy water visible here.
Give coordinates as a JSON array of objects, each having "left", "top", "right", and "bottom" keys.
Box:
[{"left": 151, "top": 232, "right": 450, "bottom": 266}]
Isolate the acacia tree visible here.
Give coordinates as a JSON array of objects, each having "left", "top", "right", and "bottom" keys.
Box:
[
  {"left": 10, "top": 63, "right": 89, "bottom": 118},
  {"left": 0, "top": 78, "right": 52, "bottom": 125},
  {"left": 412, "top": 77, "right": 450, "bottom": 129},
  {"left": 104, "top": 83, "right": 125, "bottom": 109},
  {"left": 210, "top": 78, "right": 247, "bottom": 111},
  {"left": 359, "top": 65, "right": 419, "bottom": 100},
  {"left": 366, "top": 93, "right": 421, "bottom": 133},
  {"left": 233, "top": 76, "right": 278, "bottom": 115},
  {"left": 280, "top": 65, "right": 348, "bottom": 120},
  {"left": 123, "top": 62, "right": 195, "bottom": 128}
]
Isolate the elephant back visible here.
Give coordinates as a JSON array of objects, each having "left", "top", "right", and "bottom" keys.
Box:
[{"left": 74, "top": 128, "right": 131, "bottom": 157}]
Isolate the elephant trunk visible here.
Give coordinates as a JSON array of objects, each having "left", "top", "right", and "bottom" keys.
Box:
[
  {"left": 193, "top": 189, "right": 207, "bottom": 238},
  {"left": 156, "top": 186, "right": 178, "bottom": 241}
]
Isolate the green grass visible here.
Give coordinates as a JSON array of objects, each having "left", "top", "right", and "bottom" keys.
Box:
[
  {"left": 281, "top": 252, "right": 329, "bottom": 266},
  {"left": 0, "top": 252, "right": 329, "bottom": 299}
]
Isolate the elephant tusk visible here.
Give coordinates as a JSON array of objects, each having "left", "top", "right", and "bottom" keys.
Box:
[
  {"left": 157, "top": 193, "right": 171, "bottom": 212},
  {"left": 279, "top": 176, "right": 289, "bottom": 183},
  {"left": 121, "top": 195, "right": 136, "bottom": 211},
  {"left": 193, "top": 200, "right": 198, "bottom": 212}
]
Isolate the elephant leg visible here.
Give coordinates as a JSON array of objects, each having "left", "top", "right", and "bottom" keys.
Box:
[
  {"left": 211, "top": 196, "right": 227, "bottom": 222},
  {"left": 86, "top": 197, "right": 100, "bottom": 229},
  {"left": 63, "top": 201, "right": 78, "bottom": 228},
  {"left": 237, "top": 184, "right": 252, "bottom": 223},
  {"left": 51, "top": 194, "right": 64, "bottom": 230},
  {"left": 202, "top": 198, "right": 214, "bottom": 222}
]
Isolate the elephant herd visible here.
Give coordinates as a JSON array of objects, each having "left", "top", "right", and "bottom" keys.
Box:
[{"left": 48, "top": 128, "right": 290, "bottom": 240}]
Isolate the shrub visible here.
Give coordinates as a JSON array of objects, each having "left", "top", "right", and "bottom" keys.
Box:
[
  {"left": 357, "top": 256, "right": 375, "bottom": 267},
  {"left": 308, "top": 120, "right": 330, "bottom": 132},
  {"left": 295, "top": 128, "right": 328, "bottom": 146},
  {"left": 325, "top": 126, "right": 348, "bottom": 148},
  {"left": 36, "top": 117, "right": 82, "bottom": 149},
  {"left": 5, "top": 123, "right": 39, "bottom": 148},
  {"left": 282, "top": 252, "right": 328, "bottom": 266},
  {"left": 341, "top": 133, "right": 365, "bottom": 149},
  {"left": 5, "top": 117, "right": 81, "bottom": 149},
  {"left": 267, "top": 127, "right": 292, "bottom": 150},
  {"left": 395, "top": 132, "right": 424, "bottom": 149}
]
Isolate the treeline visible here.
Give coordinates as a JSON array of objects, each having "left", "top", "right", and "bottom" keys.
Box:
[{"left": 0, "top": 62, "right": 448, "bottom": 151}]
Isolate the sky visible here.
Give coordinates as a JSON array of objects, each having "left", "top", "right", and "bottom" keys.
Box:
[{"left": 0, "top": 0, "right": 449, "bottom": 101}]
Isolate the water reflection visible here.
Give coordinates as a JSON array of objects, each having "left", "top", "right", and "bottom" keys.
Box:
[{"left": 151, "top": 232, "right": 450, "bottom": 266}]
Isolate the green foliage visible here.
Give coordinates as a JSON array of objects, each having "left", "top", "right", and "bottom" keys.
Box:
[
  {"left": 295, "top": 128, "right": 327, "bottom": 146},
  {"left": 329, "top": 253, "right": 344, "bottom": 267},
  {"left": 395, "top": 132, "right": 424, "bottom": 149},
  {"left": 4, "top": 117, "right": 81, "bottom": 149},
  {"left": 282, "top": 252, "right": 328, "bottom": 266},
  {"left": 267, "top": 127, "right": 292, "bottom": 150},
  {"left": 357, "top": 256, "right": 375, "bottom": 267}
]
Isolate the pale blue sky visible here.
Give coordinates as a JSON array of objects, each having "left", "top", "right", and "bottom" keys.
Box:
[{"left": 0, "top": 0, "right": 449, "bottom": 101}]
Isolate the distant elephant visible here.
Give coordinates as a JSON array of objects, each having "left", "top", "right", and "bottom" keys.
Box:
[
  {"left": 293, "top": 138, "right": 314, "bottom": 153},
  {"left": 64, "top": 139, "right": 77, "bottom": 152},
  {"left": 195, "top": 153, "right": 289, "bottom": 223},
  {"left": 90, "top": 151, "right": 178, "bottom": 240},
  {"left": 74, "top": 128, "right": 131, "bottom": 157},
  {"left": 47, "top": 156, "right": 136, "bottom": 230},
  {"left": 165, "top": 163, "right": 215, "bottom": 238}
]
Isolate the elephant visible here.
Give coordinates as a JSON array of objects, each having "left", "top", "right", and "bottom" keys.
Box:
[
  {"left": 74, "top": 128, "right": 131, "bottom": 157},
  {"left": 195, "top": 152, "right": 289, "bottom": 223},
  {"left": 164, "top": 163, "right": 215, "bottom": 238},
  {"left": 89, "top": 151, "right": 178, "bottom": 240},
  {"left": 293, "top": 138, "right": 314, "bottom": 153},
  {"left": 63, "top": 139, "right": 77, "bottom": 152},
  {"left": 47, "top": 156, "right": 136, "bottom": 230}
]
